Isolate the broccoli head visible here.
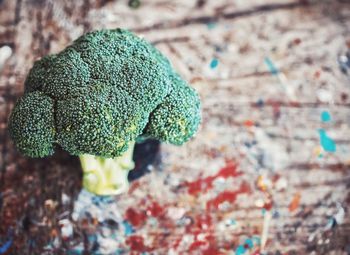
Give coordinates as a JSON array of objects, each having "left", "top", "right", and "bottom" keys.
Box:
[{"left": 8, "top": 28, "right": 201, "bottom": 195}]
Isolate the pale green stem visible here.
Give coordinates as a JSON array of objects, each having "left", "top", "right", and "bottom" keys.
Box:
[{"left": 79, "top": 142, "right": 135, "bottom": 195}]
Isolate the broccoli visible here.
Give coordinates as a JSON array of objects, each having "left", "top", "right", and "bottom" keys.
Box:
[{"left": 8, "top": 29, "right": 201, "bottom": 195}]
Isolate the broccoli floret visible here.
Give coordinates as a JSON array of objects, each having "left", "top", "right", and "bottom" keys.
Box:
[
  {"left": 25, "top": 49, "right": 90, "bottom": 99},
  {"left": 8, "top": 28, "right": 201, "bottom": 195},
  {"left": 8, "top": 91, "right": 55, "bottom": 157},
  {"left": 143, "top": 73, "right": 201, "bottom": 145},
  {"left": 56, "top": 86, "right": 148, "bottom": 157}
]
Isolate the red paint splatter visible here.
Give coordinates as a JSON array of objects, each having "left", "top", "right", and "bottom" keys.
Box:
[
  {"left": 251, "top": 249, "right": 261, "bottom": 255},
  {"left": 314, "top": 70, "right": 321, "bottom": 79},
  {"left": 125, "top": 208, "right": 147, "bottom": 227},
  {"left": 202, "top": 246, "right": 222, "bottom": 255},
  {"left": 206, "top": 182, "right": 250, "bottom": 210},
  {"left": 147, "top": 201, "right": 164, "bottom": 218},
  {"left": 195, "top": 214, "right": 212, "bottom": 230},
  {"left": 263, "top": 200, "right": 274, "bottom": 211},
  {"left": 188, "top": 240, "right": 207, "bottom": 252},
  {"left": 216, "top": 162, "right": 241, "bottom": 179},
  {"left": 185, "top": 161, "right": 241, "bottom": 195},
  {"left": 187, "top": 233, "right": 222, "bottom": 254},
  {"left": 128, "top": 181, "right": 141, "bottom": 194},
  {"left": 243, "top": 120, "right": 254, "bottom": 127},
  {"left": 126, "top": 235, "right": 151, "bottom": 252},
  {"left": 172, "top": 237, "right": 183, "bottom": 250}
]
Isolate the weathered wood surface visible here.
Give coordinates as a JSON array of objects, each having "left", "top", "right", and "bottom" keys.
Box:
[{"left": 0, "top": 0, "right": 350, "bottom": 254}]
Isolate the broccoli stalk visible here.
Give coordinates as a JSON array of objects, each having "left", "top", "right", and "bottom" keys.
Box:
[
  {"left": 80, "top": 142, "right": 135, "bottom": 195},
  {"left": 8, "top": 29, "right": 201, "bottom": 196}
]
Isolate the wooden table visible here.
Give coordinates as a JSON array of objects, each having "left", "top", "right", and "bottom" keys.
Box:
[{"left": 0, "top": 0, "right": 349, "bottom": 254}]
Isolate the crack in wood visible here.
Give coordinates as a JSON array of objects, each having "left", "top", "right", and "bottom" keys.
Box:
[{"left": 135, "top": 1, "right": 312, "bottom": 32}]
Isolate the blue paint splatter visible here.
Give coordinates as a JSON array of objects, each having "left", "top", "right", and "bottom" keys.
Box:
[
  {"left": 123, "top": 221, "right": 134, "bottom": 236},
  {"left": 319, "top": 129, "right": 336, "bottom": 152},
  {"left": 256, "top": 98, "right": 264, "bottom": 107},
  {"left": 235, "top": 245, "right": 246, "bottom": 255},
  {"left": 210, "top": 58, "right": 219, "bottom": 69},
  {"left": 272, "top": 210, "right": 280, "bottom": 219},
  {"left": 264, "top": 57, "right": 279, "bottom": 75},
  {"left": 321, "top": 111, "right": 331, "bottom": 122},
  {"left": 0, "top": 239, "right": 12, "bottom": 254}
]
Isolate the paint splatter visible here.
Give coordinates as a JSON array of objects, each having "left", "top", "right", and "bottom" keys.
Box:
[
  {"left": 123, "top": 221, "right": 134, "bottom": 236},
  {"left": 235, "top": 237, "right": 260, "bottom": 255},
  {"left": 255, "top": 99, "right": 264, "bottom": 107},
  {"left": 126, "top": 235, "right": 151, "bottom": 252},
  {"left": 235, "top": 245, "right": 246, "bottom": 255},
  {"left": 243, "top": 120, "right": 254, "bottom": 127},
  {"left": 207, "top": 22, "right": 216, "bottom": 30},
  {"left": 202, "top": 246, "right": 222, "bottom": 255},
  {"left": 210, "top": 58, "right": 219, "bottom": 69},
  {"left": 319, "top": 129, "right": 336, "bottom": 152},
  {"left": 206, "top": 182, "right": 250, "bottom": 210},
  {"left": 288, "top": 192, "right": 301, "bottom": 212},
  {"left": 147, "top": 201, "right": 164, "bottom": 218},
  {"left": 0, "top": 239, "right": 12, "bottom": 254},
  {"left": 125, "top": 208, "right": 147, "bottom": 227},
  {"left": 264, "top": 57, "right": 279, "bottom": 75},
  {"left": 185, "top": 161, "right": 241, "bottom": 195},
  {"left": 321, "top": 111, "right": 331, "bottom": 122}
]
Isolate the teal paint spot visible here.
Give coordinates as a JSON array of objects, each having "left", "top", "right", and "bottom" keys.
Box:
[
  {"left": 252, "top": 236, "right": 261, "bottom": 245},
  {"left": 245, "top": 238, "right": 254, "bottom": 249},
  {"left": 321, "top": 111, "right": 331, "bottom": 122},
  {"left": 229, "top": 219, "right": 236, "bottom": 225},
  {"left": 319, "top": 129, "right": 336, "bottom": 152},
  {"left": 210, "top": 58, "right": 219, "bottom": 69},
  {"left": 68, "top": 247, "right": 84, "bottom": 255},
  {"left": 207, "top": 22, "right": 216, "bottom": 30},
  {"left": 235, "top": 245, "right": 246, "bottom": 255},
  {"left": 123, "top": 221, "right": 134, "bottom": 236},
  {"left": 264, "top": 57, "right": 279, "bottom": 75}
]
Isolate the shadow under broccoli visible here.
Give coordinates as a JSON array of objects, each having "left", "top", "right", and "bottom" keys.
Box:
[{"left": 8, "top": 29, "right": 201, "bottom": 195}]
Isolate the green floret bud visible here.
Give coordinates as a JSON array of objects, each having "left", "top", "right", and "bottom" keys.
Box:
[
  {"left": 143, "top": 73, "right": 201, "bottom": 145},
  {"left": 117, "top": 55, "right": 171, "bottom": 112},
  {"left": 8, "top": 91, "right": 56, "bottom": 157},
  {"left": 25, "top": 48, "right": 90, "bottom": 99},
  {"left": 24, "top": 54, "right": 57, "bottom": 93}
]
